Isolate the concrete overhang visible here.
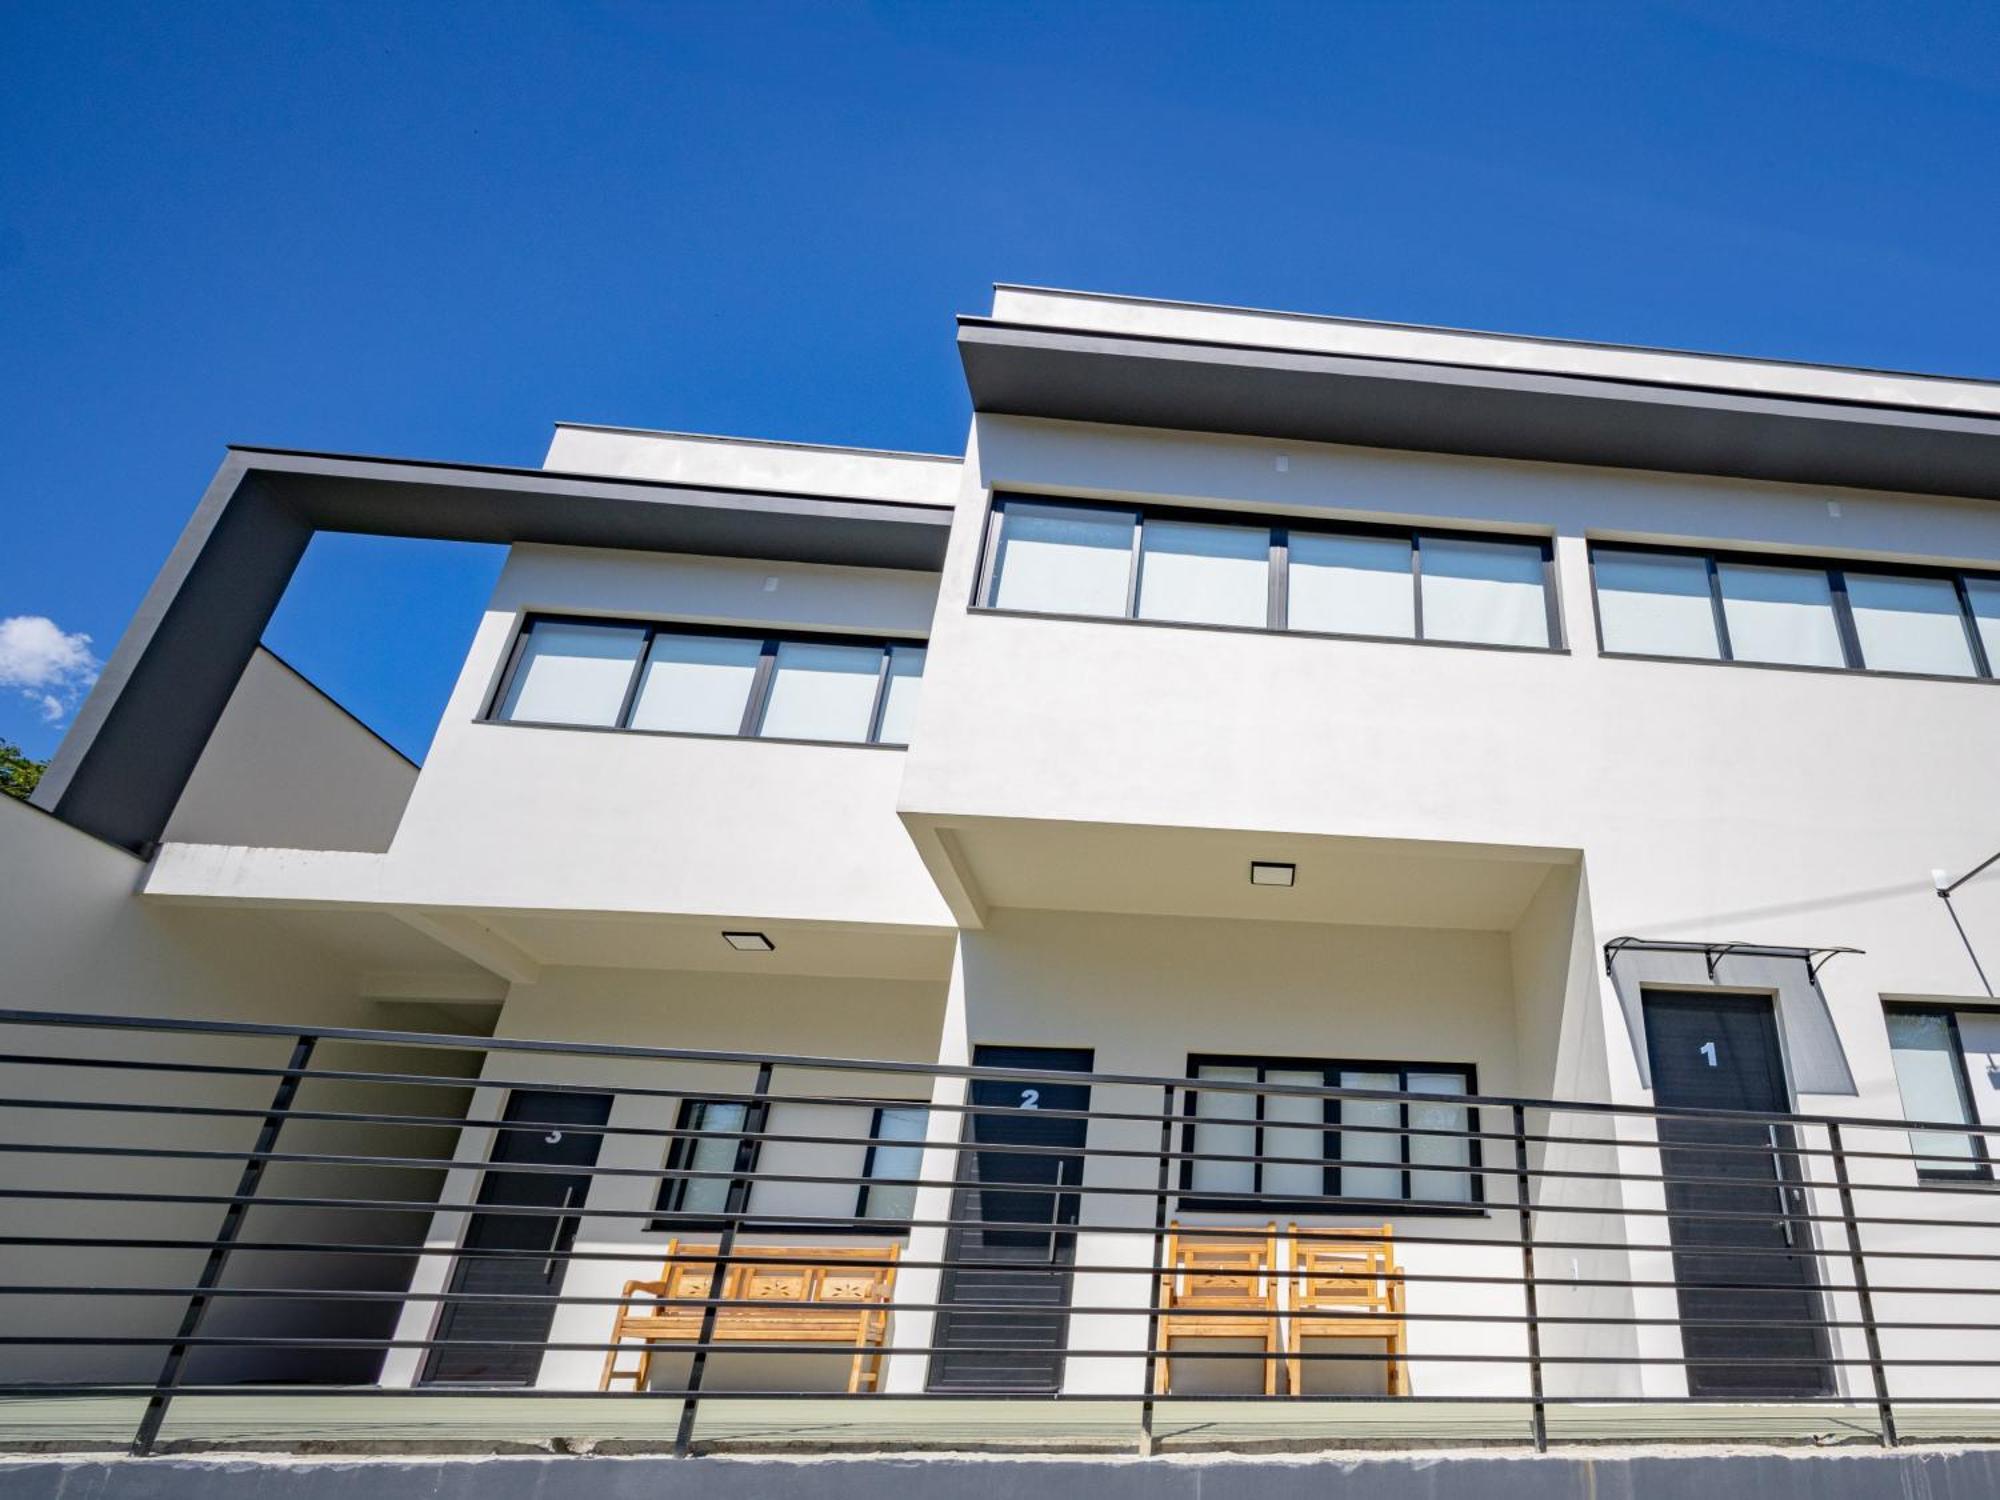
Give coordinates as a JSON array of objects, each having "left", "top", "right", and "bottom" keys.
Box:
[
  {"left": 959, "top": 293, "right": 2000, "bottom": 503},
  {"left": 35, "top": 447, "right": 955, "bottom": 854}
]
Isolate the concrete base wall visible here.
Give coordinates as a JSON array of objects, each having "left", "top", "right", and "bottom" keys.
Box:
[{"left": 14, "top": 1450, "right": 2000, "bottom": 1500}]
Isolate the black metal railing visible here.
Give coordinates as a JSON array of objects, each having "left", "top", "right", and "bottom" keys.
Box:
[{"left": 2, "top": 1007, "right": 1999, "bottom": 1455}]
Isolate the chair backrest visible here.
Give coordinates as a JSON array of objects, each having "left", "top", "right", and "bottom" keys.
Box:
[
  {"left": 1164, "top": 1223, "right": 1277, "bottom": 1308},
  {"left": 660, "top": 1243, "right": 899, "bottom": 1305},
  {"left": 1290, "top": 1224, "right": 1396, "bottom": 1314}
]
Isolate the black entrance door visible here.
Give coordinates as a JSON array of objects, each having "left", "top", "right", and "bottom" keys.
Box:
[
  {"left": 928, "top": 1045, "right": 1095, "bottom": 1392},
  {"left": 422, "top": 1089, "right": 613, "bottom": 1385},
  {"left": 1641, "top": 993, "right": 1832, "bottom": 1398}
]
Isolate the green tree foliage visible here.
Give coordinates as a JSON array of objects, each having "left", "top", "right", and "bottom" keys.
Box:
[{"left": 0, "top": 740, "right": 45, "bottom": 802}]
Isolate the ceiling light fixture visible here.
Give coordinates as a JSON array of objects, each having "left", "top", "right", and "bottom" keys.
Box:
[
  {"left": 1249, "top": 861, "right": 1296, "bottom": 888},
  {"left": 722, "top": 931, "right": 775, "bottom": 952}
]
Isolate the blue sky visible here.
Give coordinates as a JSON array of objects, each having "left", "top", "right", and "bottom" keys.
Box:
[{"left": 4, "top": 1, "right": 1998, "bottom": 761}]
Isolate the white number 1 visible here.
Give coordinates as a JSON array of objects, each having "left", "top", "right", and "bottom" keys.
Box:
[{"left": 1699, "top": 1041, "right": 1718, "bottom": 1068}]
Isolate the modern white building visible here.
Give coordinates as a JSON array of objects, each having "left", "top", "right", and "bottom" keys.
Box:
[{"left": 7, "top": 286, "right": 2000, "bottom": 1494}]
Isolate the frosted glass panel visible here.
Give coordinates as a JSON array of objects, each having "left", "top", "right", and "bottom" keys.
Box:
[
  {"left": 499, "top": 622, "right": 646, "bottom": 726},
  {"left": 758, "top": 642, "right": 882, "bottom": 743},
  {"left": 1594, "top": 549, "right": 1720, "bottom": 659},
  {"left": 1886, "top": 1010, "right": 1980, "bottom": 1173},
  {"left": 1848, "top": 574, "right": 1976, "bottom": 676},
  {"left": 1136, "top": 519, "right": 1270, "bottom": 627},
  {"left": 1419, "top": 538, "right": 1550, "bottom": 647},
  {"left": 676, "top": 1101, "right": 748, "bottom": 1215},
  {"left": 1406, "top": 1073, "right": 1472, "bottom": 1203},
  {"left": 1339, "top": 1072, "right": 1403, "bottom": 1201},
  {"left": 1717, "top": 563, "right": 1845, "bottom": 667},
  {"left": 861, "top": 1105, "right": 928, "bottom": 1221},
  {"left": 628, "top": 633, "right": 762, "bottom": 733},
  {"left": 990, "top": 503, "right": 1136, "bottom": 616},
  {"left": 1969, "top": 579, "right": 2000, "bottom": 674},
  {"left": 1262, "top": 1070, "right": 1327, "bottom": 1200},
  {"left": 1287, "top": 532, "right": 1414, "bottom": 637},
  {"left": 1190, "top": 1067, "right": 1257, "bottom": 1197},
  {"left": 872, "top": 647, "right": 926, "bottom": 745}
]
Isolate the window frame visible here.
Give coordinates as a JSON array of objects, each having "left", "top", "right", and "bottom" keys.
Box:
[
  {"left": 1882, "top": 1003, "right": 1995, "bottom": 1185},
  {"left": 1177, "top": 1053, "right": 1485, "bottom": 1216},
  {"left": 485, "top": 613, "right": 926, "bottom": 748},
  {"left": 649, "top": 1095, "right": 932, "bottom": 1233},
  {"left": 853, "top": 1103, "right": 930, "bottom": 1222},
  {"left": 975, "top": 494, "right": 1563, "bottom": 654},
  {"left": 1588, "top": 540, "right": 2000, "bottom": 684}
]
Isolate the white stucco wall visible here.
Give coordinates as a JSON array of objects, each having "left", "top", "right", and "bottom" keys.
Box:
[
  {"left": 374, "top": 543, "right": 955, "bottom": 928},
  {"left": 163, "top": 646, "right": 417, "bottom": 853},
  {"left": 0, "top": 794, "right": 479, "bottom": 1386}
]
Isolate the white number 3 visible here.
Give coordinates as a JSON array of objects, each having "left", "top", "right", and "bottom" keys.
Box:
[
  {"left": 1699, "top": 1041, "right": 1718, "bottom": 1067},
  {"left": 1020, "top": 1088, "right": 1040, "bottom": 1109}
]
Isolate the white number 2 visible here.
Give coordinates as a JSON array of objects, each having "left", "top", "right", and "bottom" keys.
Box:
[
  {"left": 1020, "top": 1088, "right": 1040, "bottom": 1109},
  {"left": 1699, "top": 1041, "right": 1718, "bottom": 1068}
]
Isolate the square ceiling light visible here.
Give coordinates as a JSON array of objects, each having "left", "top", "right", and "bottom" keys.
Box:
[
  {"left": 1249, "top": 861, "right": 1296, "bottom": 888},
  {"left": 721, "top": 931, "right": 775, "bottom": 952}
]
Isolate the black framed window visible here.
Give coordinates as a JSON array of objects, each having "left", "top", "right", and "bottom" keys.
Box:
[
  {"left": 1179, "top": 1055, "right": 1482, "bottom": 1214},
  {"left": 651, "top": 1098, "right": 930, "bottom": 1230},
  {"left": 1592, "top": 542, "right": 2000, "bottom": 681},
  {"left": 978, "top": 494, "right": 1560, "bottom": 651},
  {"left": 855, "top": 1104, "right": 929, "bottom": 1222},
  {"left": 489, "top": 615, "right": 926, "bottom": 746},
  {"left": 1883, "top": 1005, "right": 1994, "bottom": 1182}
]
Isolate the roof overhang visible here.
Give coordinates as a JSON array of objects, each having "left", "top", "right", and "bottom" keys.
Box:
[
  {"left": 35, "top": 447, "right": 954, "bottom": 853},
  {"left": 958, "top": 318, "right": 2000, "bottom": 502}
]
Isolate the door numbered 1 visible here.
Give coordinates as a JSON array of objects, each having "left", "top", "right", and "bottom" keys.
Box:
[{"left": 1699, "top": 1041, "right": 1719, "bottom": 1067}]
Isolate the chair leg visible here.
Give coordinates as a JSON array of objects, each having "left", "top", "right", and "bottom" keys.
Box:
[
  {"left": 1287, "top": 1324, "right": 1302, "bottom": 1399},
  {"left": 1264, "top": 1327, "right": 1279, "bottom": 1397},
  {"left": 1154, "top": 1336, "right": 1171, "bottom": 1396},
  {"left": 1386, "top": 1334, "right": 1402, "bottom": 1397}
]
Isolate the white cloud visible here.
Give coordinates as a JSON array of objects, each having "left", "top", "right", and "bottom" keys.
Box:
[{"left": 0, "top": 615, "right": 102, "bottom": 725}]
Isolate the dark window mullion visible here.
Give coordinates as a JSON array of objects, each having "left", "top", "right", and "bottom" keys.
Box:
[
  {"left": 1247, "top": 1066, "right": 1266, "bottom": 1197},
  {"left": 1323, "top": 1067, "right": 1340, "bottom": 1201},
  {"left": 1410, "top": 533, "right": 1426, "bottom": 641},
  {"left": 1125, "top": 511, "right": 1145, "bottom": 619},
  {"left": 1827, "top": 567, "right": 1866, "bottom": 669},
  {"left": 1955, "top": 575, "right": 1994, "bottom": 679},
  {"left": 1706, "top": 552, "right": 1735, "bottom": 660},
  {"left": 740, "top": 639, "right": 780, "bottom": 737},
  {"left": 612, "top": 626, "right": 655, "bottom": 730},
  {"left": 1540, "top": 538, "right": 1563, "bottom": 648},
  {"left": 855, "top": 1105, "right": 886, "bottom": 1218},
  {"left": 863, "top": 645, "right": 895, "bottom": 744},
  {"left": 1398, "top": 1068, "right": 1413, "bottom": 1203},
  {"left": 1268, "top": 527, "right": 1289, "bottom": 632}
]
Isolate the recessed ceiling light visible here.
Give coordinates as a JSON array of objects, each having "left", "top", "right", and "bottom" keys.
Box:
[
  {"left": 722, "top": 931, "right": 775, "bottom": 952},
  {"left": 1249, "top": 861, "right": 1296, "bottom": 888}
]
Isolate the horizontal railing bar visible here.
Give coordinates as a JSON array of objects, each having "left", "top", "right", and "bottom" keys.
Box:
[
  {"left": 4, "top": 1385, "right": 1975, "bottom": 1406},
  {"left": 9, "top": 1129, "right": 1978, "bottom": 1203},
  {"left": 2, "top": 1285, "right": 1968, "bottom": 1333},
  {"left": 3, "top": 1334, "right": 1986, "bottom": 1368},
  {"left": 3, "top": 1187, "right": 1984, "bottom": 1260},
  {"left": 3, "top": 1006, "right": 1991, "bottom": 1139},
  {"left": 0, "top": 1237, "right": 1926, "bottom": 1294}
]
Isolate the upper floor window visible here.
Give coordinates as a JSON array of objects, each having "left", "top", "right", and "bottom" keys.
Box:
[
  {"left": 653, "top": 1097, "right": 930, "bottom": 1228},
  {"left": 491, "top": 615, "right": 925, "bottom": 746},
  {"left": 981, "top": 496, "right": 1558, "bottom": 650},
  {"left": 1592, "top": 544, "right": 2000, "bottom": 679},
  {"left": 1883, "top": 1004, "right": 1993, "bottom": 1182},
  {"left": 1179, "top": 1055, "right": 1481, "bottom": 1213}
]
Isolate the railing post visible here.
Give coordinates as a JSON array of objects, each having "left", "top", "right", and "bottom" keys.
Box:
[
  {"left": 1826, "top": 1121, "right": 1896, "bottom": 1446},
  {"left": 674, "top": 1060, "right": 772, "bottom": 1457},
  {"left": 1137, "top": 1082, "right": 1176, "bottom": 1456},
  {"left": 1511, "top": 1103, "right": 1547, "bottom": 1452},
  {"left": 131, "top": 1032, "right": 317, "bottom": 1456}
]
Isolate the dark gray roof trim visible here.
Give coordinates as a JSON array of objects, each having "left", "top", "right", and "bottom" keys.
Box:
[
  {"left": 959, "top": 320, "right": 2000, "bottom": 503},
  {"left": 35, "top": 448, "right": 953, "bottom": 853}
]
